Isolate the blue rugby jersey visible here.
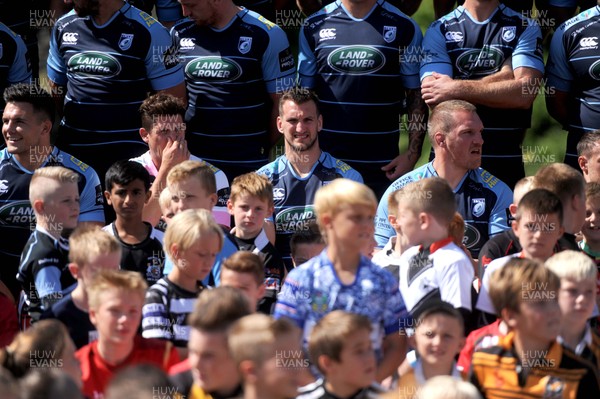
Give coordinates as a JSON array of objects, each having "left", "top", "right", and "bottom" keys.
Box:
[
  {"left": 47, "top": 3, "right": 184, "bottom": 159},
  {"left": 298, "top": 0, "right": 422, "bottom": 175},
  {"left": 547, "top": 6, "right": 600, "bottom": 147},
  {"left": 172, "top": 9, "right": 295, "bottom": 177},
  {"left": 0, "top": 21, "right": 31, "bottom": 114},
  {"left": 257, "top": 151, "right": 363, "bottom": 268},
  {"left": 374, "top": 161, "right": 512, "bottom": 258},
  {"left": 421, "top": 4, "right": 544, "bottom": 132}
]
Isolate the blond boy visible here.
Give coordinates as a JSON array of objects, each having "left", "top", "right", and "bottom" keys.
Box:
[
  {"left": 229, "top": 314, "right": 303, "bottom": 399},
  {"left": 164, "top": 160, "right": 237, "bottom": 285},
  {"left": 220, "top": 251, "right": 266, "bottom": 311},
  {"left": 142, "top": 209, "right": 223, "bottom": 356},
  {"left": 274, "top": 178, "right": 407, "bottom": 383},
  {"left": 470, "top": 258, "right": 600, "bottom": 398},
  {"left": 41, "top": 226, "right": 121, "bottom": 348},
  {"left": 395, "top": 177, "right": 474, "bottom": 327},
  {"left": 546, "top": 250, "right": 600, "bottom": 370},
  {"left": 298, "top": 310, "right": 385, "bottom": 399},
  {"left": 76, "top": 269, "right": 180, "bottom": 399},
  {"left": 17, "top": 166, "right": 80, "bottom": 324},
  {"left": 227, "top": 172, "right": 284, "bottom": 314},
  {"left": 398, "top": 303, "right": 465, "bottom": 399}
]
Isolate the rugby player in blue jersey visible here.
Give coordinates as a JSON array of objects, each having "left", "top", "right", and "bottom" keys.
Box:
[
  {"left": 374, "top": 100, "right": 512, "bottom": 260},
  {"left": 298, "top": 0, "right": 427, "bottom": 198},
  {"left": 0, "top": 83, "right": 105, "bottom": 302},
  {"left": 175, "top": 0, "right": 295, "bottom": 181},
  {"left": 0, "top": 21, "right": 31, "bottom": 121},
  {"left": 257, "top": 88, "right": 363, "bottom": 270},
  {"left": 421, "top": 0, "right": 544, "bottom": 191},
  {"left": 48, "top": 0, "right": 186, "bottom": 183}
]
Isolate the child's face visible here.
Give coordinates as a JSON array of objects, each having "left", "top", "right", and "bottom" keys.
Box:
[
  {"left": 160, "top": 201, "right": 175, "bottom": 225},
  {"left": 292, "top": 242, "right": 325, "bottom": 266},
  {"left": 89, "top": 288, "right": 143, "bottom": 346},
  {"left": 228, "top": 194, "right": 272, "bottom": 239},
  {"left": 79, "top": 251, "right": 121, "bottom": 285},
  {"left": 396, "top": 201, "right": 424, "bottom": 247},
  {"left": 510, "top": 295, "right": 561, "bottom": 345},
  {"left": 104, "top": 180, "right": 149, "bottom": 219},
  {"left": 42, "top": 181, "right": 80, "bottom": 230},
  {"left": 188, "top": 329, "right": 239, "bottom": 393},
  {"left": 415, "top": 314, "right": 464, "bottom": 369},
  {"left": 255, "top": 332, "right": 302, "bottom": 399},
  {"left": 220, "top": 268, "right": 265, "bottom": 307},
  {"left": 328, "top": 328, "right": 376, "bottom": 390},
  {"left": 582, "top": 196, "right": 600, "bottom": 243},
  {"left": 170, "top": 177, "right": 217, "bottom": 214},
  {"left": 173, "top": 232, "right": 221, "bottom": 282},
  {"left": 324, "top": 203, "right": 375, "bottom": 250},
  {"left": 558, "top": 278, "right": 596, "bottom": 327},
  {"left": 513, "top": 211, "right": 564, "bottom": 261}
]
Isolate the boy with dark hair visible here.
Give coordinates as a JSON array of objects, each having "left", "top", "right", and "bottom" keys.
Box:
[
  {"left": 470, "top": 258, "right": 600, "bottom": 398},
  {"left": 289, "top": 221, "right": 326, "bottom": 267},
  {"left": 103, "top": 160, "right": 166, "bottom": 285},
  {"left": 398, "top": 302, "right": 465, "bottom": 398},
  {"left": 220, "top": 251, "right": 266, "bottom": 312},
  {"left": 477, "top": 188, "right": 565, "bottom": 317},
  {"left": 228, "top": 172, "right": 285, "bottom": 314},
  {"left": 298, "top": 310, "right": 384, "bottom": 399}
]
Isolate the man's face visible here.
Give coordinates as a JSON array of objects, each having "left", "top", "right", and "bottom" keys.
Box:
[
  {"left": 441, "top": 111, "right": 484, "bottom": 171},
  {"left": 180, "top": 0, "right": 219, "bottom": 27},
  {"left": 70, "top": 0, "right": 100, "bottom": 17},
  {"left": 579, "top": 146, "right": 600, "bottom": 183},
  {"left": 143, "top": 115, "right": 186, "bottom": 162},
  {"left": 277, "top": 100, "right": 322, "bottom": 153},
  {"left": 2, "top": 102, "right": 50, "bottom": 158}
]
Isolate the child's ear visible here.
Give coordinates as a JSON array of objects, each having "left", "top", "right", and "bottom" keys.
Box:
[
  {"left": 68, "top": 263, "right": 80, "bottom": 280},
  {"left": 318, "top": 354, "right": 333, "bottom": 374},
  {"left": 321, "top": 213, "right": 333, "bottom": 230},
  {"left": 89, "top": 308, "right": 98, "bottom": 327},
  {"left": 239, "top": 359, "right": 257, "bottom": 383},
  {"left": 418, "top": 212, "right": 428, "bottom": 229},
  {"left": 388, "top": 214, "right": 398, "bottom": 229},
  {"left": 509, "top": 204, "right": 517, "bottom": 218},
  {"left": 501, "top": 308, "right": 518, "bottom": 329},
  {"left": 227, "top": 199, "right": 234, "bottom": 215},
  {"left": 170, "top": 243, "right": 179, "bottom": 260},
  {"left": 32, "top": 199, "right": 45, "bottom": 215},
  {"left": 209, "top": 193, "right": 218, "bottom": 208},
  {"left": 104, "top": 190, "right": 112, "bottom": 205}
]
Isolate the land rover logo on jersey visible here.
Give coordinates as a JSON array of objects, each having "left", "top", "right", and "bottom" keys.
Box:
[
  {"left": 383, "top": 26, "right": 396, "bottom": 43},
  {"left": 67, "top": 52, "right": 122, "bottom": 78},
  {"left": 456, "top": 47, "right": 503, "bottom": 75},
  {"left": 118, "top": 33, "right": 134, "bottom": 51},
  {"left": 185, "top": 56, "right": 242, "bottom": 82},
  {"left": 275, "top": 206, "right": 315, "bottom": 232},
  {"left": 463, "top": 224, "right": 481, "bottom": 249},
  {"left": 328, "top": 46, "right": 385, "bottom": 75},
  {"left": 0, "top": 200, "right": 35, "bottom": 226},
  {"left": 472, "top": 198, "right": 485, "bottom": 217},
  {"left": 238, "top": 37, "right": 252, "bottom": 54},
  {"left": 501, "top": 26, "right": 516, "bottom": 42},
  {"left": 589, "top": 59, "right": 600, "bottom": 80}
]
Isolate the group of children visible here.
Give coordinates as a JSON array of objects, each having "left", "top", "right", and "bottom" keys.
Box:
[{"left": 2, "top": 96, "right": 600, "bottom": 399}]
